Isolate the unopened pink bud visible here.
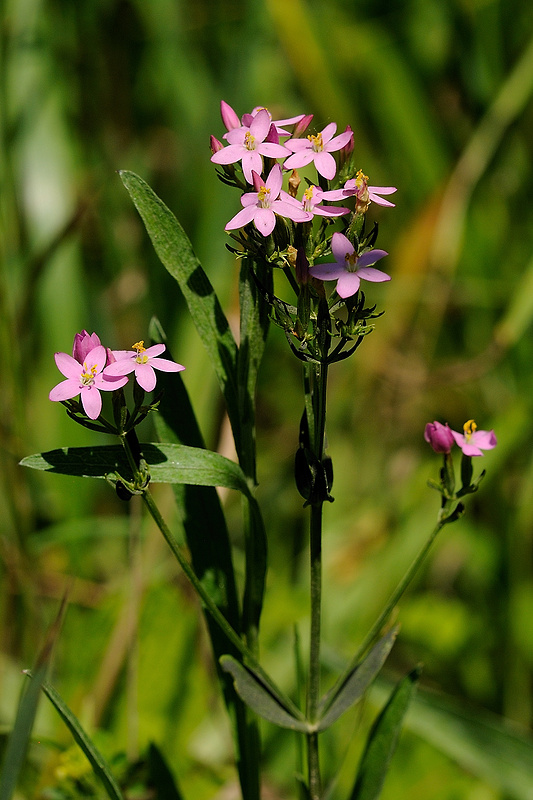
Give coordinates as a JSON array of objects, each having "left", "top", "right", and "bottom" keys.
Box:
[
  {"left": 210, "top": 135, "right": 224, "bottom": 154},
  {"left": 265, "top": 123, "right": 280, "bottom": 145},
  {"left": 72, "top": 330, "right": 101, "bottom": 364},
  {"left": 292, "top": 114, "right": 313, "bottom": 138},
  {"left": 424, "top": 421, "right": 454, "bottom": 453},
  {"left": 220, "top": 100, "right": 240, "bottom": 131}
]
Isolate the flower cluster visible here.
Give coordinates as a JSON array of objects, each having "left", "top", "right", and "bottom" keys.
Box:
[
  {"left": 49, "top": 331, "right": 185, "bottom": 420},
  {"left": 425, "top": 419, "right": 497, "bottom": 457},
  {"left": 210, "top": 101, "right": 397, "bottom": 298}
]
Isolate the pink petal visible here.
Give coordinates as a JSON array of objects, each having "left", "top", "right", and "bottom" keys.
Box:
[
  {"left": 331, "top": 233, "right": 354, "bottom": 263},
  {"left": 313, "top": 151, "right": 337, "bottom": 180},
  {"left": 313, "top": 204, "right": 350, "bottom": 217},
  {"left": 211, "top": 144, "right": 245, "bottom": 165},
  {"left": 80, "top": 385, "right": 102, "bottom": 419},
  {"left": 143, "top": 343, "right": 166, "bottom": 358},
  {"left": 369, "top": 185, "right": 397, "bottom": 195},
  {"left": 135, "top": 364, "right": 157, "bottom": 392},
  {"left": 150, "top": 358, "right": 185, "bottom": 373},
  {"left": 471, "top": 430, "right": 497, "bottom": 450},
  {"left": 95, "top": 373, "right": 129, "bottom": 391},
  {"left": 49, "top": 378, "right": 82, "bottom": 402},
  {"left": 320, "top": 122, "right": 337, "bottom": 144},
  {"left": 254, "top": 208, "right": 276, "bottom": 236},
  {"left": 265, "top": 163, "right": 283, "bottom": 196},
  {"left": 55, "top": 352, "right": 83, "bottom": 379},
  {"left": 283, "top": 151, "right": 315, "bottom": 171},
  {"left": 308, "top": 262, "right": 345, "bottom": 280},
  {"left": 225, "top": 205, "right": 257, "bottom": 231},
  {"left": 271, "top": 200, "right": 310, "bottom": 223},
  {"left": 356, "top": 267, "right": 391, "bottom": 283},
  {"left": 335, "top": 273, "right": 361, "bottom": 298},
  {"left": 284, "top": 138, "right": 311, "bottom": 153},
  {"left": 325, "top": 129, "right": 353, "bottom": 153},
  {"left": 356, "top": 250, "right": 388, "bottom": 269},
  {"left": 104, "top": 359, "right": 137, "bottom": 377},
  {"left": 241, "top": 151, "right": 263, "bottom": 183},
  {"left": 249, "top": 108, "right": 271, "bottom": 142},
  {"left": 85, "top": 345, "right": 107, "bottom": 374},
  {"left": 258, "top": 142, "right": 290, "bottom": 159},
  {"left": 241, "top": 191, "right": 260, "bottom": 207}
]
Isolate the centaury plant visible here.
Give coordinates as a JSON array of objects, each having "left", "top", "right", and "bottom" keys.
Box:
[{"left": 14, "top": 100, "right": 499, "bottom": 800}]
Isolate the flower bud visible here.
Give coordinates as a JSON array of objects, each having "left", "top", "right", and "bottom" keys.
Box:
[
  {"left": 292, "top": 114, "right": 313, "bottom": 138},
  {"left": 210, "top": 135, "right": 224, "bottom": 154},
  {"left": 424, "top": 421, "right": 454, "bottom": 453},
  {"left": 288, "top": 169, "right": 301, "bottom": 198},
  {"left": 72, "top": 330, "right": 101, "bottom": 364},
  {"left": 220, "top": 100, "right": 240, "bottom": 131}
]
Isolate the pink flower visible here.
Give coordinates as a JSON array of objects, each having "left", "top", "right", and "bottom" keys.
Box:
[
  {"left": 49, "top": 345, "right": 128, "bottom": 419},
  {"left": 279, "top": 184, "right": 350, "bottom": 221},
  {"left": 451, "top": 420, "right": 497, "bottom": 457},
  {"left": 104, "top": 341, "right": 185, "bottom": 392},
  {"left": 219, "top": 101, "right": 308, "bottom": 138},
  {"left": 424, "top": 421, "right": 455, "bottom": 453},
  {"left": 343, "top": 170, "right": 396, "bottom": 211},
  {"left": 308, "top": 232, "right": 390, "bottom": 298},
  {"left": 283, "top": 123, "right": 354, "bottom": 180},
  {"left": 211, "top": 108, "right": 290, "bottom": 184},
  {"left": 225, "top": 164, "right": 309, "bottom": 236}
]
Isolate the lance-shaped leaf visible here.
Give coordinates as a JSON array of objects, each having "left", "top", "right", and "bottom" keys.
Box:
[
  {"left": 220, "top": 655, "right": 309, "bottom": 732},
  {"left": 349, "top": 667, "right": 420, "bottom": 800},
  {"left": 316, "top": 627, "right": 398, "bottom": 732},
  {"left": 24, "top": 674, "right": 123, "bottom": 800},
  {"left": 118, "top": 170, "right": 242, "bottom": 456},
  {"left": 21, "top": 443, "right": 253, "bottom": 496}
]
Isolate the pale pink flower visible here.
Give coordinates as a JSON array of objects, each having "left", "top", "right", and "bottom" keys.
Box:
[
  {"left": 49, "top": 345, "right": 128, "bottom": 419},
  {"left": 343, "top": 170, "right": 397, "bottom": 209},
  {"left": 104, "top": 341, "right": 185, "bottom": 392},
  {"left": 283, "top": 123, "right": 354, "bottom": 180},
  {"left": 308, "top": 232, "right": 389, "bottom": 298},
  {"left": 424, "top": 421, "right": 455, "bottom": 453},
  {"left": 279, "top": 184, "right": 350, "bottom": 221},
  {"left": 225, "top": 164, "right": 309, "bottom": 236},
  {"left": 211, "top": 108, "right": 290, "bottom": 183},
  {"left": 451, "top": 420, "right": 497, "bottom": 457},
  {"left": 219, "top": 101, "right": 308, "bottom": 138}
]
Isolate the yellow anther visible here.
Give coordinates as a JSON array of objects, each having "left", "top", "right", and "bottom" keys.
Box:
[
  {"left": 308, "top": 132, "right": 323, "bottom": 151},
  {"left": 463, "top": 419, "right": 477, "bottom": 439},
  {"left": 81, "top": 362, "right": 98, "bottom": 383},
  {"left": 355, "top": 169, "right": 369, "bottom": 185},
  {"left": 344, "top": 251, "right": 358, "bottom": 270},
  {"left": 257, "top": 186, "right": 270, "bottom": 206},
  {"left": 304, "top": 186, "right": 314, "bottom": 201},
  {"left": 132, "top": 341, "right": 146, "bottom": 353},
  {"left": 244, "top": 131, "right": 256, "bottom": 150}
]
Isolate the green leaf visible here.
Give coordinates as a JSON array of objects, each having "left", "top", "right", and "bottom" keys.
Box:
[
  {"left": 21, "top": 443, "right": 253, "bottom": 496},
  {"left": 118, "top": 170, "right": 241, "bottom": 453},
  {"left": 27, "top": 675, "right": 124, "bottom": 800},
  {"left": 350, "top": 667, "right": 420, "bottom": 800},
  {"left": 147, "top": 743, "right": 183, "bottom": 800},
  {"left": 220, "top": 656, "right": 309, "bottom": 732},
  {"left": 317, "top": 627, "right": 398, "bottom": 732}
]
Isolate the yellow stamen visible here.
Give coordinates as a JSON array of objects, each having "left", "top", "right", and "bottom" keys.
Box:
[
  {"left": 132, "top": 341, "right": 146, "bottom": 353},
  {"left": 344, "top": 251, "right": 358, "bottom": 270},
  {"left": 463, "top": 419, "right": 477, "bottom": 440},
  {"left": 257, "top": 185, "right": 270, "bottom": 206},
  {"left": 355, "top": 169, "right": 369, "bottom": 186},
  {"left": 308, "top": 132, "right": 323, "bottom": 152},
  {"left": 81, "top": 362, "right": 98, "bottom": 384},
  {"left": 244, "top": 131, "right": 256, "bottom": 150},
  {"left": 303, "top": 186, "right": 314, "bottom": 201}
]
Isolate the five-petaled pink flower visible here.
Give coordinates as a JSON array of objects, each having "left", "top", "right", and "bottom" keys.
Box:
[
  {"left": 219, "top": 101, "right": 307, "bottom": 138},
  {"left": 49, "top": 345, "right": 128, "bottom": 419},
  {"left": 225, "top": 164, "right": 309, "bottom": 236},
  {"left": 211, "top": 108, "right": 290, "bottom": 184},
  {"left": 279, "top": 185, "right": 350, "bottom": 221},
  {"left": 308, "top": 232, "right": 390, "bottom": 298},
  {"left": 104, "top": 341, "right": 185, "bottom": 392},
  {"left": 424, "top": 421, "right": 455, "bottom": 453},
  {"left": 283, "top": 123, "right": 354, "bottom": 180},
  {"left": 343, "top": 170, "right": 397, "bottom": 211},
  {"left": 451, "top": 420, "right": 497, "bottom": 457}
]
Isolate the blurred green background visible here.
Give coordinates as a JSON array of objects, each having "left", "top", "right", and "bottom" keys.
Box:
[{"left": 2, "top": 0, "right": 533, "bottom": 797}]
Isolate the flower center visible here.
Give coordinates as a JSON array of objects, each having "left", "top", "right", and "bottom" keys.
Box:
[
  {"left": 355, "top": 169, "right": 369, "bottom": 190},
  {"left": 308, "top": 132, "right": 323, "bottom": 152},
  {"left": 244, "top": 131, "right": 256, "bottom": 151},
  {"left": 344, "top": 251, "right": 359, "bottom": 272},
  {"left": 257, "top": 186, "right": 271, "bottom": 208},
  {"left": 132, "top": 340, "right": 149, "bottom": 365},
  {"left": 303, "top": 186, "right": 315, "bottom": 211},
  {"left": 463, "top": 419, "right": 477, "bottom": 440},
  {"left": 81, "top": 362, "right": 98, "bottom": 386}
]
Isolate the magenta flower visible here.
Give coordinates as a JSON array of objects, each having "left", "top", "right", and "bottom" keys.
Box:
[
  {"left": 424, "top": 421, "right": 455, "bottom": 453},
  {"left": 343, "top": 170, "right": 397, "bottom": 210},
  {"left": 225, "top": 164, "right": 309, "bottom": 236},
  {"left": 211, "top": 108, "right": 290, "bottom": 184},
  {"left": 49, "top": 345, "right": 128, "bottom": 419},
  {"left": 283, "top": 123, "right": 354, "bottom": 180},
  {"left": 451, "top": 420, "right": 497, "bottom": 457},
  {"left": 280, "top": 184, "right": 350, "bottom": 221},
  {"left": 308, "top": 232, "right": 390, "bottom": 298},
  {"left": 104, "top": 341, "right": 185, "bottom": 392}
]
